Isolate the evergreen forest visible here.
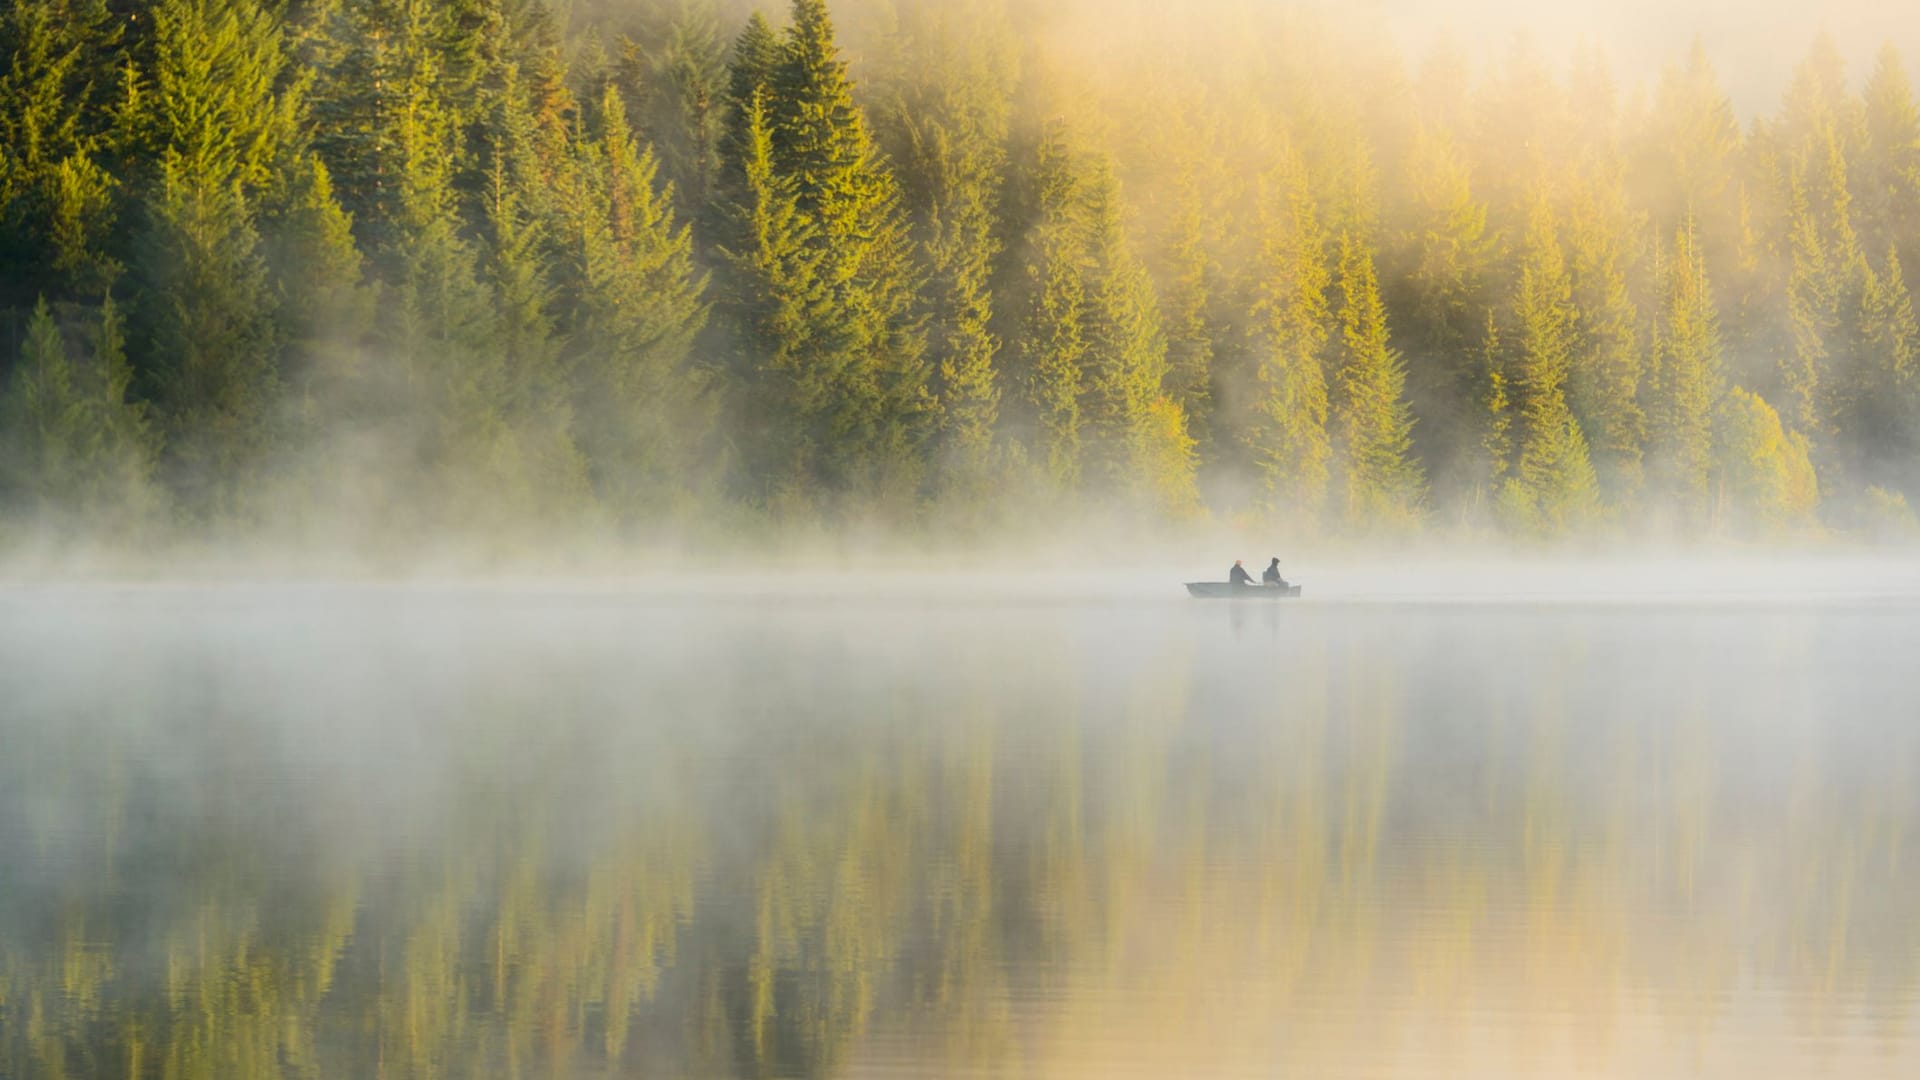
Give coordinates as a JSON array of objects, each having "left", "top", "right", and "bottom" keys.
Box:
[{"left": 4, "top": 0, "right": 1920, "bottom": 547}]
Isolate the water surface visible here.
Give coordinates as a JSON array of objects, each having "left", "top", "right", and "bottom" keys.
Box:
[{"left": 3, "top": 574, "right": 1917, "bottom": 1078}]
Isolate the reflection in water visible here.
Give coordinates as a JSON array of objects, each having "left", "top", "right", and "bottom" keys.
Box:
[{"left": 1, "top": 588, "right": 1917, "bottom": 1078}]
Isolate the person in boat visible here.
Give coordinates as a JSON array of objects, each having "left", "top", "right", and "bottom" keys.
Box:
[
  {"left": 1263, "top": 557, "right": 1288, "bottom": 588},
  {"left": 1228, "top": 560, "right": 1256, "bottom": 587}
]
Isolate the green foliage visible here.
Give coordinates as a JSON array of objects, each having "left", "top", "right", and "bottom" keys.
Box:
[
  {"left": 559, "top": 86, "right": 712, "bottom": 520},
  {"left": 1714, "top": 385, "right": 1818, "bottom": 532},
  {"left": 1564, "top": 168, "right": 1645, "bottom": 506},
  {"left": 873, "top": 0, "right": 1014, "bottom": 496},
  {"left": 716, "top": 84, "right": 829, "bottom": 496},
  {"left": 1246, "top": 146, "right": 1333, "bottom": 525},
  {"left": 1397, "top": 125, "right": 1496, "bottom": 502},
  {"left": 764, "top": 0, "right": 934, "bottom": 500},
  {"left": 0, "top": 297, "right": 158, "bottom": 523},
  {"left": 1015, "top": 124, "right": 1091, "bottom": 492},
  {"left": 1856, "top": 483, "right": 1920, "bottom": 541},
  {"left": 0, "top": 0, "right": 125, "bottom": 302},
  {"left": 135, "top": 153, "right": 280, "bottom": 516},
  {"left": 619, "top": 0, "right": 729, "bottom": 219},
  {"left": 1471, "top": 312, "right": 1513, "bottom": 509},
  {"left": 1649, "top": 218, "right": 1725, "bottom": 524},
  {"left": 1331, "top": 230, "right": 1423, "bottom": 527},
  {"left": 4, "top": 1, "right": 1920, "bottom": 542},
  {"left": 1506, "top": 197, "right": 1600, "bottom": 535}
]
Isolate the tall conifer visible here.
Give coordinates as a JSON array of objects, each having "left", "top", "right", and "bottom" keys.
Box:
[
  {"left": 1507, "top": 197, "right": 1600, "bottom": 533},
  {"left": 1246, "top": 147, "right": 1333, "bottom": 525},
  {"left": 1650, "top": 218, "right": 1726, "bottom": 521},
  {"left": 1331, "top": 230, "right": 1423, "bottom": 525}
]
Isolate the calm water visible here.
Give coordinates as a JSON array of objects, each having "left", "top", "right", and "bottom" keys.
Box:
[{"left": 2, "top": 575, "right": 1918, "bottom": 1078}]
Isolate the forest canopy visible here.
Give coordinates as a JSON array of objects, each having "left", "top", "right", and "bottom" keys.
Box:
[{"left": 2, "top": 0, "right": 1919, "bottom": 549}]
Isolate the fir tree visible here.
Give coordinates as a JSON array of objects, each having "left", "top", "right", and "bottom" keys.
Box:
[
  {"left": 1850, "top": 246, "right": 1920, "bottom": 491},
  {"left": 1649, "top": 218, "right": 1726, "bottom": 522},
  {"left": 874, "top": 0, "right": 1015, "bottom": 495},
  {"left": 1162, "top": 166, "right": 1220, "bottom": 458},
  {"left": 715, "top": 85, "right": 827, "bottom": 495},
  {"left": 0, "top": 0, "right": 126, "bottom": 302},
  {"left": 1715, "top": 386, "right": 1819, "bottom": 531},
  {"left": 1507, "top": 196, "right": 1600, "bottom": 533},
  {"left": 0, "top": 297, "right": 157, "bottom": 523},
  {"left": 620, "top": 0, "right": 728, "bottom": 222},
  {"left": 722, "top": 11, "right": 779, "bottom": 150},
  {"left": 474, "top": 48, "right": 588, "bottom": 518},
  {"left": 302, "top": 0, "right": 423, "bottom": 258},
  {"left": 264, "top": 154, "right": 370, "bottom": 427},
  {"left": 1477, "top": 309, "right": 1513, "bottom": 507},
  {"left": 1782, "top": 128, "right": 1873, "bottom": 463},
  {"left": 1015, "top": 124, "right": 1090, "bottom": 491},
  {"left": 1246, "top": 147, "right": 1333, "bottom": 525},
  {"left": 560, "top": 85, "right": 712, "bottom": 519},
  {"left": 1860, "top": 45, "right": 1920, "bottom": 271},
  {"left": 766, "top": 0, "right": 934, "bottom": 498},
  {"left": 132, "top": 0, "right": 306, "bottom": 514},
  {"left": 1331, "top": 229, "right": 1423, "bottom": 526},
  {"left": 1078, "top": 158, "right": 1193, "bottom": 510},
  {"left": 1397, "top": 124, "right": 1496, "bottom": 504},
  {"left": 1565, "top": 168, "right": 1645, "bottom": 506}
]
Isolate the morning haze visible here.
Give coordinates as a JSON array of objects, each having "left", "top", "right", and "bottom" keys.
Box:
[{"left": 1, "top": 1, "right": 1918, "bottom": 1078}]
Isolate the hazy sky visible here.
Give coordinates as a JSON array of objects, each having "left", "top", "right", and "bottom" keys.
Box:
[{"left": 1366, "top": 0, "right": 1920, "bottom": 114}]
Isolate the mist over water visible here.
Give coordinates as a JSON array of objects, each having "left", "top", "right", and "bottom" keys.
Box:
[{"left": 4, "top": 565, "right": 1918, "bottom": 1078}]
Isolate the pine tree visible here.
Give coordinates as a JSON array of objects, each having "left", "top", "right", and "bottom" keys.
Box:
[
  {"left": 1506, "top": 196, "right": 1600, "bottom": 533},
  {"left": 3, "top": 299, "right": 87, "bottom": 505},
  {"left": 136, "top": 155, "right": 279, "bottom": 515},
  {"left": 1078, "top": 158, "right": 1193, "bottom": 511},
  {"left": 1851, "top": 246, "right": 1920, "bottom": 491},
  {"left": 1477, "top": 309, "right": 1513, "bottom": 508},
  {"left": 1783, "top": 127, "right": 1871, "bottom": 462},
  {"left": 1015, "top": 124, "right": 1090, "bottom": 491},
  {"left": 774, "top": 0, "right": 933, "bottom": 497},
  {"left": 132, "top": 0, "right": 306, "bottom": 515},
  {"left": 1564, "top": 168, "right": 1645, "bottom": 506},
  {"left": 721, "top": 10, "right": 779, "bottom": 153},
  {"left": 873, "top": 0, "right": 1015, "bottom": 495},
  {"left": 0, "top": 297, "right": 157, "bottom": 523},
  {"left": 263, "top": 154, "right": 370, "bottom": 431},
  {"left": 619, "top": 0, "right": 728, "bottom": 222},
  {"left": 1162, "top": 166, "right": 1219, "bottom": 458},
  {"left": 302, "top": 0, "right": 421, "bottom": 258},
  {"left": 1715, "top": 386, "right": 1819, "bottom": 531},
  {"left": 1860, "top": 45, "right": 1920, "bottom": 272},
  {"left": 473, "top": 38, "right": 588, "bottom": 518},
  {"left": 1649, "top": 218, "right": 1726, "bottom": 522},
  {"left": 1636, "top": 38, "right": 1744, "bottom": 307},
  {"left": 1245, "top": 146, "right": 1333, "bottom": 525},
  {"left": 1397, "top": 124, "right": 1495, "bottom": 504},
  {"left": 373, "top": 35, "right": 521, "bottom": 527},
  {"left": 559, "top": 85, "right": 712, "bottom": 519},
  {"left": 0, "top": 0, "right": 126, "bottom": 302},
  {"left": 715, "top": 84, "right": 827, "bottom": 496},
  {"left": 1330, "top": 229, "right": 1423, "bottom": 526}
]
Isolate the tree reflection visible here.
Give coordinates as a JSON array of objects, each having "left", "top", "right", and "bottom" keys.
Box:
[{"left": 1, "top": 604, "right": 1917, "bottom": 1077}]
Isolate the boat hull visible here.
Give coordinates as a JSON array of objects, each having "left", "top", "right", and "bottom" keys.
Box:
[{"left": 1185, "top": 582, "right": 1303, "bottom": 599}]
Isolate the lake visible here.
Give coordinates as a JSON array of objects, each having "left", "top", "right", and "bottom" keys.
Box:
[{"left": 3, "top": 568, "right": 1918, "bottom": 1077}]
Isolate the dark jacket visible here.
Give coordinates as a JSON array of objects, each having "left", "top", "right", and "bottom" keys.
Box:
[
  {"left": 1263, "top": 561, "right": 1284, "bottom": 585},
  {"left": 1229, "top": 564, "right": 1255, "bottom": 586}
]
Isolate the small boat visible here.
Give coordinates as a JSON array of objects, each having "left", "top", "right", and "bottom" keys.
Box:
[{"left": 1185, "top": 582, "right": 1303, "bottom": 599}]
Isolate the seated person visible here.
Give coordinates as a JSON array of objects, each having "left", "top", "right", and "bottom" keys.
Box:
[
  {"left": 1263, "top": 557, "right": 1288, "bottom": 587},
  {"left": 1229, "top": 560, "right": 1255, "bottom": 586}
]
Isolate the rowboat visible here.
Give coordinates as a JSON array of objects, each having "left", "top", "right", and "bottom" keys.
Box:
[{"left": 1185, "top": 582, "right": 1303, "bottom": 599}]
